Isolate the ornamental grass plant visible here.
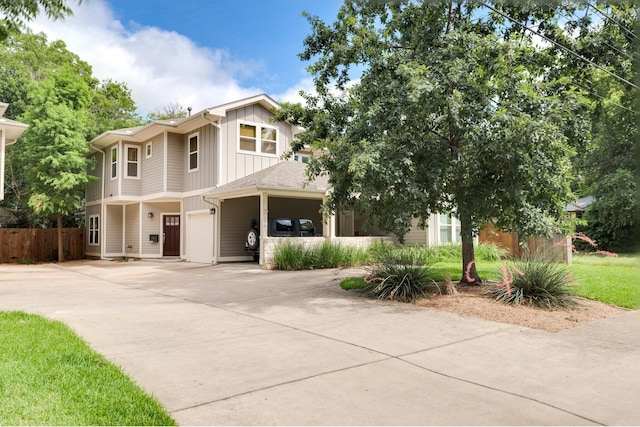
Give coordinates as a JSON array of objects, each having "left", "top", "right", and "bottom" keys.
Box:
[{"left": 487, "top": 251, "right": 576, "bottom": 309}]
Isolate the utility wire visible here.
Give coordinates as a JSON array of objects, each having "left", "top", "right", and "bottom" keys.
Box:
[
  {"left": 586, "top": 2, "right": 639, "bottom": 42},
  {"left": 481, "top": 1, "right": 639, "bottom": 90},
  {"left": 563, "top": 8, "right": 633, "bottom": 60}
]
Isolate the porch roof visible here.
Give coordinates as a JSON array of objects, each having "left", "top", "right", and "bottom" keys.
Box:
[{"left": 204, "top": 161, "right": 329, "bottom": 200}]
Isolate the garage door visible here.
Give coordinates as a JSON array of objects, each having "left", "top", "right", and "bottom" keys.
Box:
[{"left": 187, "top": 212, "right": 214, "bottom": 263}]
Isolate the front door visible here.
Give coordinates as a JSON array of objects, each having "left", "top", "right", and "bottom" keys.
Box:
[{"left": 163, "top": 215, "right": 180, "bottom": 256}]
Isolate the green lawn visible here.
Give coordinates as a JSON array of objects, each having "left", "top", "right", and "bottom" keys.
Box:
[
  {"left": 348, "top": 251, "right": 639, "bottom": 310},
  {"left": 0, "top": 311, "right": 176, "bottom": 426},
  {"left": 569, "top": 254, "right": 640, "bottom": 309}
]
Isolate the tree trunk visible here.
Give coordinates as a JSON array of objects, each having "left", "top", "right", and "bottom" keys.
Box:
[
  {"left": 459, "top": 213, "right": 480, "bottom": 285},
  {"left": 57, "top": 214, "right": 64, "bottom": 263}
]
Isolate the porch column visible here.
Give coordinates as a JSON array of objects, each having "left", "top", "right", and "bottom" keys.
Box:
[{"left": 259, "top": 192, "right": 268, "bottom": 265}]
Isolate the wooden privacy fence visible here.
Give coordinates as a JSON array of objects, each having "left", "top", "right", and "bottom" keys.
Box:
[
  {"left": 0, "top": 228, "right": 85, "bottom": 263},
  {"left": 479, "top": 224, "right": 572, "bottom": 263}
]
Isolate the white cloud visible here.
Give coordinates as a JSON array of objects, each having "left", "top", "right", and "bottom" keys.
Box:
[{"left": 27, "top": 0, "right": 264, "bottom": 115}]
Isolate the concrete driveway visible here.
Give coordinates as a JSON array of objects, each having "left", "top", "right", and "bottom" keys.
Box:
[{"left": 1, "top": 260, "right": 639, "bottom": 425}]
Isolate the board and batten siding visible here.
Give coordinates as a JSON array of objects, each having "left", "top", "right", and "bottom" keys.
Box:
[
  {"left": 167, "top": 132, "right": 184, "bottom": 192},
  {"left": 183, "top": 124, "right": 218, "bottom": 192},
  {"left": 219, "top": 196, "right": 259, "bottom": 258},
  {"left": 219, "top": 104, "right": 293, "bottom": 185},
  {"left": 124, "top": 203, "right": 140, "bottom": 254},
  {"left": 105, "top": 204, "right": 123, "bottom": 254},
  {"left": 142, "top": 134, "right": 164, "bottom": 195},
  {"left": 86, "top": 152, "right": 103, "bottom": 203},
  {"left": 105, "top": 144, "right": 119, "bottom": 198}
]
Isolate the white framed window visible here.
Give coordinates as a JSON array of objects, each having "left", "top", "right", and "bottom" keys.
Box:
[
  {"left": 238, "top": 122, "right": 278, "bottom": 156},
  {"left": 294, "top": 153, "right": 310, "bottom": 164},
  {"left": 188, "top": 133, "right": 199, "bottom": 172},
  {"left": 125, "top": 145, "right": 140, "bottom": 179},
  {"left": 110, "top": 147, "right": 117, "bottom": 179},
  {"left": 89, "top": 215, "right": 100, "bottom": 245},
  {"left": 438, "top": 213, "right": 461, "bottom": 244},
  {"left": 145, "top": 141, "right": 153, "bottom": 159}
]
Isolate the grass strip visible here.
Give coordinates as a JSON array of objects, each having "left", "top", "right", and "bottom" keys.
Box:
[{"left": 0, "top": 311, "right": 176, "bottom": 426}]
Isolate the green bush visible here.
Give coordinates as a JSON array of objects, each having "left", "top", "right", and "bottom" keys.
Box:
[
  {"left": 368, "top": 241, "right": 508, "bottom": 265},
  {"left": 272, "top": 240, "right": 368, "bottom": 270},
  {"left": 359, "top": 253, "right": 438, "bottom": 302},
  {"left": 487, "top": 252, "right": 575, "bottom": 308}
]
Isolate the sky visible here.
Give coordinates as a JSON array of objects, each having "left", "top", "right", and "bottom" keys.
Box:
[{"left": 27, "top": 0, "right": 344, "bottom": 116}]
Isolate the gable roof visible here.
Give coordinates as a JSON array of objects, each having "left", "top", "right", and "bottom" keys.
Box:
[
  {"left": 566, "top": 195, "right": 595, "bottom": 212},
  {"left": 0, "top": 102, "right": 28, "bottom": 147},
  {"left": 89, "top": 93, "right": 286, "bottom": 148},
  {"left": 205, "top": 161, "right": 329, "bottom": 200}
]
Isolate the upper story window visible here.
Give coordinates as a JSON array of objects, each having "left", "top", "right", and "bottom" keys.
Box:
[
  {"left": 238, "top": 122, "right": 278, "bottom": 156},
  {"left": 294, "top": 153, "right": 310, "bottom": 164},
  {"left": 110, "top": 147, "right": 117, "bottom": 179},
  {"left": 89, "top": 215, "right": 99, "bottom": 245},
  {"left": 188, "top": 133, "right": 199, "bottom": 172},
  {"left": 146, "top": 141, "right": 153, "bottom": 159},
  {"left": 125, "top": 145, "right": 140, "bottom": 178}
]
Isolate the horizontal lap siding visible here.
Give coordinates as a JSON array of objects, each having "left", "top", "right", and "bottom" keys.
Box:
[
  {"left": 85, "top": 204, "right": 101, "bottom": 255},
  {"left": 142, "top": 202, "right": 180, "bottom": 255},
  {"left": 268, "top": 197, "right": 324, "bottom": 236},
  {"left": 124, "top": 204, "right": 140, "bottom": 255},
  {"left": 106, "top": 205, "right": 123, "bottom": 254},
  {"left": 220, "top": 197, "right": 259, "bottom": 257},
  {"left": 121, "top": 141, "right": 142, "bottom": 197}
]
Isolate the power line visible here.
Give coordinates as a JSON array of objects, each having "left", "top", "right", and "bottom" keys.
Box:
[
  {"left": 586, "top": 2, "right": 638, "bottom": 42},
  {"left": 481, "top": 1, "right": 638, "bottom": 90}
]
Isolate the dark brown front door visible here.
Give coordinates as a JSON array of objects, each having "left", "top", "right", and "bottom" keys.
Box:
[{"left": 163, "top": 215, "right": 180, "bottom": 256}]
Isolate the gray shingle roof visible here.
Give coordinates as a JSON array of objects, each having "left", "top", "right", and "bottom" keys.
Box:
[{"left": 207, "top": 161, "right": 329, "bottom": 196}]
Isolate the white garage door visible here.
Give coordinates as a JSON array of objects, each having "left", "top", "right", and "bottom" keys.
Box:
[{"left": 187, "top": 212, "right": 214, "bottom": 264}]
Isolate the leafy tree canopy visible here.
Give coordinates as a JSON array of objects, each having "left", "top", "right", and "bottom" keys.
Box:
[
  {"left": 277, "top": 0, "right": 602, "bottom": 282},
  {"left": 0, "top": 0, "right": 79, "bottom": 41}
]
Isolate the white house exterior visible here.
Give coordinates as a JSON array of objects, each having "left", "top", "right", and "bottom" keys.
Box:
[{"left": 0, "top": 102, "right": 28, "bottom": 201}]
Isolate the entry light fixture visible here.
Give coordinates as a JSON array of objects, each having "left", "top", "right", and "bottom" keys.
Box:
[
  {"left": 147, "top": 212, "right": 154, "bottom": 219},
  {"left": 209, "top": 207, "right": 216, "bottom": 215}
]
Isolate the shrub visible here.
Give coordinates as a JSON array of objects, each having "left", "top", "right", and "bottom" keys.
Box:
[
  {"left": 359, "top": 253, "right": 438, "bottom": 302},
  {"left": 272, "top": 240, "right": 368, "bottom": 270},
  {"left": 487, "top": 252, "right": 575, "bottom": 309},
  {"left": 367, "top": 242, "right": 508, "bottom": 265}
]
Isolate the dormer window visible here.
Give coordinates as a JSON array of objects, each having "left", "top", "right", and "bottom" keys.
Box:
[{"left": 238, "top": 122, "right": 278, "bottom": 156}]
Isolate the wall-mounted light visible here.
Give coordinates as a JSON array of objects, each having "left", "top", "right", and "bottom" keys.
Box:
[
  {"left": 147, "top": 212, "right": 154, "bottom": 219},
  {"left": 209, "top": 207, "right": 216, "bottom": 215}
]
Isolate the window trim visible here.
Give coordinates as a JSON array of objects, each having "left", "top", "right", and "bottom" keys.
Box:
[
  {"left": 145, "top": 141, "right": 153, "bottom": 159},
  {"left": 110, "top": 147, "right": 117, "bottom": 180},
  {"left": 188, "top": 132, "right": 199, "bottom": 172},
  {"left": 88, "top": 214, "right": 100, "bottom": 246},
  {"left": 438, "top": 213, "right": 461, "bottom": 245},
  {"left": 124, "top": 144, "right": 141, "bottom": 179},
  {"left": 237, "top": 121, "right": 279, "bottom": 157}
]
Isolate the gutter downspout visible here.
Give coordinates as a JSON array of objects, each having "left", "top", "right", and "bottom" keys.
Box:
[{"left": 89, "top": 143, "right": 106, "bottom": 260}]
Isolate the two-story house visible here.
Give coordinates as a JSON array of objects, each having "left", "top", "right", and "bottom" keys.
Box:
[
  {"left": 86, "top": 94, "right": 347, "bottom": 264},
  {"left": 0, "top": 102, "right": 28, "bottom": 202}
]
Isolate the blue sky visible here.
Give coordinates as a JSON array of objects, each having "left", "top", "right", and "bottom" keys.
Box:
[{"left": 29, "top": 0, "right": 344, "bottom": 115}]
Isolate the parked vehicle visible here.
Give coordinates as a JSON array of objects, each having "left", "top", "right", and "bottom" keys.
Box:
[{"left": 245, "top": 217, "right": 316, "bottom": 261}]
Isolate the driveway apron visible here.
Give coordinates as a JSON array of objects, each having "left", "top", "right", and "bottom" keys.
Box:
[{"left": 1, "top": 260, "right": 638, "bottom": 425}]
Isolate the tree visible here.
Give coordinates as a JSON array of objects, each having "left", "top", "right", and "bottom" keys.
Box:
[
  {"left": 0, "top": 32, "right": 141, "bottom": 227},
  {"left": 146, "top": 102, "right": 189, "bottom": 121},
  {"left": 20, "top": 66, "right": 95, "bottom": 262},
  {"left": 278, "top": 1, "right": 587, "bottom": 283},
  {"left": 0, "top": 0, "right": 79, "bottom": 41}
]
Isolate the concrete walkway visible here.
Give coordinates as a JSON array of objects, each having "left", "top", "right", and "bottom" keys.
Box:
[{"left": 1, "top": 260, "right": 638, "bottom": 425}]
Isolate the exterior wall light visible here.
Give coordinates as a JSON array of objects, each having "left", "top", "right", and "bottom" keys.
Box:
[{"left": 147, "top": 212, "right": 154, "bottom": 219}]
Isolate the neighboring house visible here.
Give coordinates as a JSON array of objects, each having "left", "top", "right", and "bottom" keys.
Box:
[
  {"left": 566, "top": 195, "right": 595, "bottom": 219},
  {"left": 0, "top": 102, "right": 28, "bottom": 202}
]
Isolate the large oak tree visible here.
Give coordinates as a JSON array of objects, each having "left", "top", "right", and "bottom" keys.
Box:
[{"left": 279, "top": 0, "right": 590, "bottom": 283}]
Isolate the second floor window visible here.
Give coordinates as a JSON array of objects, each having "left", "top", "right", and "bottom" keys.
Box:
[
  {"left": 111, "top": 147, "right": 117, "bottom": 179},
  {"left": 239, "top": 122, "right": 278, "bottom": 155},
  {"left": 188, "top": 133, "right": 198, "bottom": 171},
  {"left": 125, "top": 145, "right": 140, "bottom": 178}
]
